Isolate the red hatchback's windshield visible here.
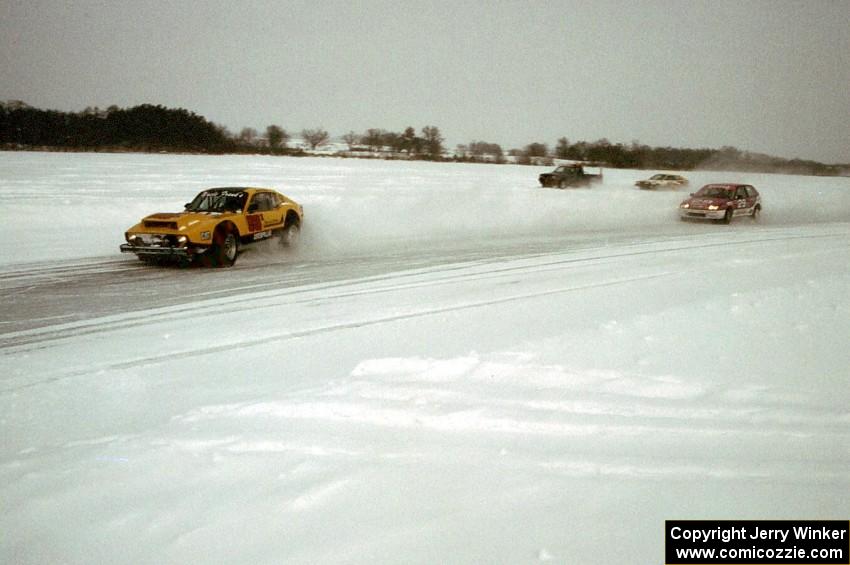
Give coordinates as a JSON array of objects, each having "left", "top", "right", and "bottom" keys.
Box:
[{"left": 695, "top": 185, "right": 733, "bottom": 199}]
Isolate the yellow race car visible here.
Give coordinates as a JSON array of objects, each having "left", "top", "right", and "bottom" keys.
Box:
[{"left": 120, "top": 187, "right": 303, "bottom": 267}]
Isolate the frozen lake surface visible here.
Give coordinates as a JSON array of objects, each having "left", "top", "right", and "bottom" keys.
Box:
[{"left": 1, "top": 151, "right": 849, "bottom": 564}]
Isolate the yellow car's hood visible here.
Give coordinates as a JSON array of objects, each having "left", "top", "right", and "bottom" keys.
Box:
[{"left": 140, "top": 211, "right": 239, "bottom": 231}]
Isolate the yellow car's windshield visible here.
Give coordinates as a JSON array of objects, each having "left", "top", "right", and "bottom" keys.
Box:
[{"left": 187, "top": 190, "right": 247, "bottom": 213}]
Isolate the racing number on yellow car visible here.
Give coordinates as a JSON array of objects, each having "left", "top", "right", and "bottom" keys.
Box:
[
  {"left": 248, "top": 192, "right": 284, "bottom": 232},
  {"left": 246, "top": 214, "right": 262, "bottom": 232}
]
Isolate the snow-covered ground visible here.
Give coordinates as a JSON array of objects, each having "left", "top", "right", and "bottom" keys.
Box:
[{"left": 1, "top": 151, "right": 849, "bottom": 564}]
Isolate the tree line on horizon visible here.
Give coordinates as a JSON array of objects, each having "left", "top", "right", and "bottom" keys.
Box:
[
  {"left": 0, "top": 101, "right": 448, "bottom": 160},
  {"left": 0, "top": 101, "right": 232, "bottom": 153},
  {"left": 1, "top": 101, "right": 844, "bottom": 176},
  {"left": 234, "top": 123, "right": 446, "bottom": 160}
]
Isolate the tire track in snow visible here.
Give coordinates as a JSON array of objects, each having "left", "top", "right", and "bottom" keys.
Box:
[
  {"left": 2, "top": 228, "right": 844, "bottom": 351},
  {"left": 0, "top": 270, "right": 673, "bottom": 392}
]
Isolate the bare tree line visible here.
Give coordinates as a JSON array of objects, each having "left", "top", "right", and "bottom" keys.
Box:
[
  {"left": 2, "top": 100, "right": 845, "bottom": 175},
  {"left": 234, "top": 124, "right": 445, "bottom": 159}
]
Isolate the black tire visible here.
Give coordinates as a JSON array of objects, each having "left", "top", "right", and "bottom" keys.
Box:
[
  {"left": 751, "top": 205, "right": 761, "bottom": 221},
  {"left": 279, "top": 222, "right": 300, "bottom": 247},
  {"left": 722, "top": 208, "right": 733, "bottom": 224},
  {"left": 558, "top": 179, "right": 567, "bottom": 189},
  {"left": 208, "top": 227, "right": 238, "bottom": 267}
]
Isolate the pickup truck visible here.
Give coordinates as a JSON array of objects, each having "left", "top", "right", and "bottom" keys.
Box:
[{"left": 538, "top": 164, "right": 603, "bottom": 188}]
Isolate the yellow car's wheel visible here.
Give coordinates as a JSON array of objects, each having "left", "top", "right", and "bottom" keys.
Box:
[
  {"left": 280, "top": 223, "right": 300, "bottom": 247},
  {"left": 208, "top": 227, "right": 238, "bottom": 267}
]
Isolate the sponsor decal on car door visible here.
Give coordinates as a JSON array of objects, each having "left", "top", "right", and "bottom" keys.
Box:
[
  {"left": 249, "top": 192, "right": 284, "bottom": 240},
  {"left": 735, "top": 187, "right": 749, "bottom": 215},
  {"left": 745, "top": 186, "right": 758, "bottom": 215}
]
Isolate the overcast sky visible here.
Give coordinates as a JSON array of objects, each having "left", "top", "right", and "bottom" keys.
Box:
[{"left": 2, "top": 0, "right": 849, "bottom": 162}]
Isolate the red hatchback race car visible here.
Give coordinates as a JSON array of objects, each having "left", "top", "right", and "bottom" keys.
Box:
[{"left": 679, "top": 183, "right": 761, "bottom": 223}]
